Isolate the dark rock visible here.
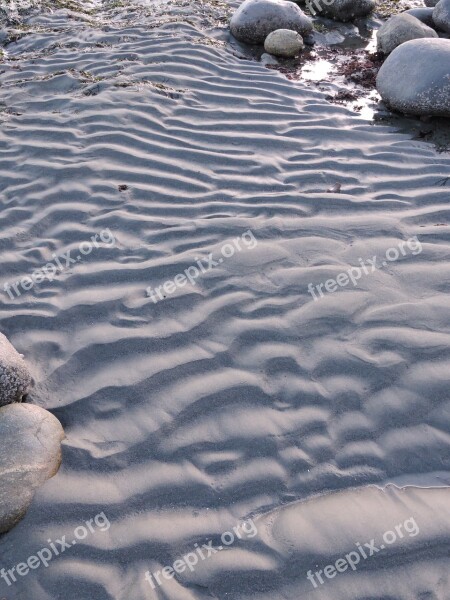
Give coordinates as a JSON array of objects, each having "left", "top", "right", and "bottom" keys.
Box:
[{"left": 305, "top": 0, "right": 375, "bottom": 22}]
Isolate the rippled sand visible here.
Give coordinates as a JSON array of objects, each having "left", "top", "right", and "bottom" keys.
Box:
[{"left": 0, "top": 1, "right": 449, "bottom": 599}]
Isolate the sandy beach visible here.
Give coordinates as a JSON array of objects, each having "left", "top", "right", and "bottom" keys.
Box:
[{"left": 0, "top": 0, "right": 449, "bottom": 599}]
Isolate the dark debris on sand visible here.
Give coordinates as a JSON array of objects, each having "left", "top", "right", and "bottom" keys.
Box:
[
  {"left": 268, "top": 45, "right": 384, "bottom": 110},
  {"left": 336, "top": 51, "right": 384, "bottom": 89}
]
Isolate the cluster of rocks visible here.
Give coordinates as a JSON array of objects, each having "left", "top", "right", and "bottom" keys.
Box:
[
  {"left": 0, "top": 332, "right": 64, "bottom": 534},
  {"left": 230, "top": 0, "right": 376, "bottom": 57},
  {"left": 229, "top": 0, "right": 450, "bottom": 119},
  {"left": 230, "top": 0, "right": 313, "bottom": 56},
  {"left": 376, "top": 3, "right": 450, "bottom": 117},
  {"left": 377, "top": 3, "right": 449, "bottom": 54}
]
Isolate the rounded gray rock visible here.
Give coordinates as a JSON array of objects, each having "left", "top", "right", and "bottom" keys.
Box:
[
  {"left": 308, "top": 0, "right": 375, "bottom": 22},
  {"left": 0, "top": 332, "right": 33, "bottom": 407},
  {"left": 264, "top": 28, "right": 304, "bottom": 57},
  {"left": 230, "top": 0, "right": 312, "bottom": 45},
  {"left": 376, "top": 38, "right": 450, "bottom": 117},
  {"left": 404, "top": 7, "right": 435, "bottom": 27},
  {"left": 377, "top": 13, "right": 438, "bottom": 55},
  {"left": 424, "top": 0, "right": 439, "bottom": 7},
  {"left": 0, "top": 403, "right": 64, "bottom": 533},
  {"left": 433, "top": 0, "right": 450, "bottom": 32}
]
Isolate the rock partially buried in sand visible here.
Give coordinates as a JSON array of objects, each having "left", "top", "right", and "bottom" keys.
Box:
[
  {"left": 264, "top": 29, "right": 304, "bottom": 57},
  {"left": 261, "top": 52, "right": 279, "bottom": 65},
  {"left": 0, "top": 332, "right": 33, "bottom": 407},
  {"left": 230, "top": 0, "right": 312, "bottom": 45},
  {"left": 433, "top": 0, "right": 450, "bottom": 32},
  {"left": 376, "top": 38, "right": 450, "bottom": 117},
  {"left": 377, "top": 13, "right": 438, "bottom": 55},
  {"left": 309, "top": 0, "right": 375, "bottom": 22},
  {"left": 0, "top": 403, "right": 64, "bottom": 534}
]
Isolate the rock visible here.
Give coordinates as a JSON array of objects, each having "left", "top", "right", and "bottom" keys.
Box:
[
  {"left": 230, "top": 0, "right": 312, "bottom": 45},
  {"left": 376, "top": 38, "right": 450, "bottom": 117},
  {"left": 404, "top": 7, "right": 435, "bottom": 27},
  {"left": 424, "top": 0, "right": 439, "bottom": 6},
  {"left": 310, "top": 24, "right": 353, "bottom": 46},
  {"left": 377, "top": 13, "right": 438, "bottom": 55},
  {"left": 260, "top": 52, "right": 279, "bottom": 65},
  {"left": 306, "top": 0, "right": 375, "bottom": 22},
  {"left": 302, "top": 32, "right": 316, "bottom": 45},
  {"left": 433, "top": 0, "right": 450, "bottom": 32},
  {"left": 264, "top": 28, "right": 304, "bottom": 56},
  {"left": 0, "top": 332, "right": 33, "bottom": 407},
  {"left": 0, "top": 403, "right": 64, "bottom": 534},
  {"left": 326, "top": 183, "right": 342, "bottom": 193},
  {"left": 324, "top": 30, "right": 346, "bottom": 44}
]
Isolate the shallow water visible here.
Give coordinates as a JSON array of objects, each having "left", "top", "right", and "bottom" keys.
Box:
[{"left": 0, "top": 1, "right": 450, "bottom": 599}]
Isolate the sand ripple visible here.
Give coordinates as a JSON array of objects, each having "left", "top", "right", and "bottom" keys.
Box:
[{"left": 0, "top": 1, "right": 449, "bottom": 599}]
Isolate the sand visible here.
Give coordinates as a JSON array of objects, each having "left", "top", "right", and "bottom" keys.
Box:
[{"left": 0, "top": 0, "right": 449, "bottom": 599}]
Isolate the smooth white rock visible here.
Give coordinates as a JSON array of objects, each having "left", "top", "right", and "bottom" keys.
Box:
[{"left": 0, "top": 403, "right": 64, "bottom": 533}]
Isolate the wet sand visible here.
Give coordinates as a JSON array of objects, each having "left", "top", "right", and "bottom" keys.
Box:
[{"left": 0, "top": 1, "right": 449, "bottom": 599}]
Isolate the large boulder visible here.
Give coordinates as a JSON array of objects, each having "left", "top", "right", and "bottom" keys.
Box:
[
  {"left": 0, "top": 403, "right": 64, "bottom": 533},
  {"left": 433, "top": 0, "right": 450, "bottom": 32},
  {"left": 306, "top": 0, "right": 375, "bottom": 22},
  {"left": 0, "top": 332, "right": 33, "bottom": 407},
  {"left": 264, "top": 28, "right": 304, "bottom": 56},
  {"left": 230, "top": 0, "right": 312, "bottom": 45},
  {"left": 377, "top": 13, "right": 438, "bottom": 55},
  {"left": 404, "top": 7, "right": 435, "bottom": 27},
  {"left": 376, "top": 38, "right": 450, "bottom": 117},
  {"left": 424, "top": 0, "right": 439, "bottom": 6}
]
